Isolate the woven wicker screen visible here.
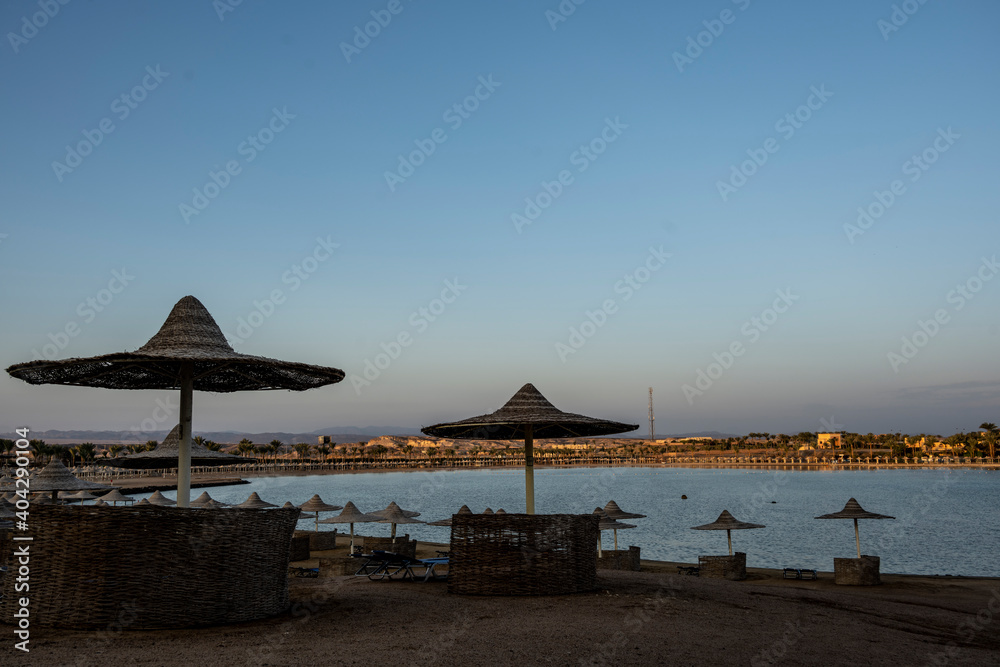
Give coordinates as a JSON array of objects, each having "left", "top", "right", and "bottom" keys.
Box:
[
  {"left": 448, "top": 513, "right": 599, "bottom": 596},
  {"left": 0, "top": 506, "right": 299, "bottom": 629}
]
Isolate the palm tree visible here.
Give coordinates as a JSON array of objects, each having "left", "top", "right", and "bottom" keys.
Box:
[
  {"left": 293, "top": 443, "right": 311, "bottom": 460},
  {"left": 269, "top": 440, "right": 283, "bottom": 464},
  {"left": 237, "top": 441, "right": 256, "bottom": 457},
  {"left": 109, "top": 444, "right": 124, "bottom": 458},
  {"left": 78, "top": 443, "right": 97, "bottom": 463},
  {"left": 979, "top": 423, "right": 998, "bottom": 459}
]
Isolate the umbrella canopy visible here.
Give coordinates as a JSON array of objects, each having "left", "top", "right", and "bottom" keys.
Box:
[
  {"left": 421, "top": 383, "right": 638, "bottom": 514},
  {"left": 593, "top": 507, "right": 636, "bottom": 554},
  {"left": 603, "top": 500, "right": 646, "bottom": 520},
  {"left": 376, "top": 503, "right": 426, "bottom": 539},
  {"left": 318, "top": 501, "right": 382, "bottom": 551},
  {"left": 298, "top": 494, "right": 343, "bottom": 532},
  {"left": 135, "top": 498, "right": 153, "bottom": 506},
  {"left": 371, "top": 501, "right": 420, "bottom": 519},
  {"left": 147, "top": 490, "right": 177, "bottom": 506},
  {"left": 816, "top": 498, "right": 895, "bottom": 558},
  {"left": 6, "top": 295, "right": 344, "bottom": 507},
  {"left": 199, "top": 498, "right": 228, "bottom": 509},
  {"left": 0, "top": 459, "right": 115, "bottom": 502},
  {"left": 189, "top": 491, "right": 227, "bottom": 507},
  {"left": 482, "top": 508, "right": 494, "bottom": 515},
  {"left": 234, "top": 492, "right": 277, "bottom": 509},
  {"left": 98, "top": 489, "right": 136, "bottom": 506},
  {"left": 691, "top": 510, "right": 765, "bottom": 556},
  {"left": 61, "top": 490, "right": 98, "bottom": 502},
  {"left": 106, "top": 424, "right": 255, "bottom": 469},
  {"left": 92, "top": 498, "right": 108, "bottom": 507},
  {"left": 427, "top": 504, "right": 474, "bottom": 527}
]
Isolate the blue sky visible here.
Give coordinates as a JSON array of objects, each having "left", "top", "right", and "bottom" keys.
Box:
[{"left": 1, "top": 1, "right": 998, "bottom": 437}]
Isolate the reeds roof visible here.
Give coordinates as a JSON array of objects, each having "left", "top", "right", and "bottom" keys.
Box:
[
  {"left": 815, "top": 497, "right": 894, "bottom": 521},
  {"left": 297, "top": 494, "right": 342, "bottom": 513},
  {"left": 318, "top": 501, "right": 380, "bottom": 524},
  {"left": 5, "top": 296, "right": 345, "bottom": 393},
  {"left": 421, "top": 383, "right": 639, "bottom": 439},
  {"left": 691, "top": 510, "right": 765, "bottom": 531}
]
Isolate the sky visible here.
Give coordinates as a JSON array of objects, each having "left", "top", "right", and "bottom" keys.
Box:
[{"left": 1, "top": 1, "right": 998, "bottom": 439}]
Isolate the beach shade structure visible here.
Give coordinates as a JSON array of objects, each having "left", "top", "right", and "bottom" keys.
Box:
[
  {"left": 234, "top": 492, "right": 277, "bottom": 509},
  {"left": 31, "top": 495, "right": 58, "bottom": 505},
  {"left": 297, "top": 495, "right": 343, "bottom": 532},
  {"left": 602, "top": 500, "right": 645, "bottom": 550},
  {"left": 135, "top": 498, "right": 153, "bottom": 507},
  {"left": 146, "top": 490, "right": 177, "bottom": 506},
  {"left": 422, "top": 383, "right": 639, "bottom": 514},
  {"left": 318, "top": 501, "right": 381, "bottom": 551},
  {"left": 5, "top": 295, "right": 345, "bottom": 507},
  {"left": 92, "top": 498, "right": 108, "bottom": 507},
  {"left": 98, "top": 489, "right": 136, "bottom": 506},
  {"left": 106, "top": 423, "right": 255, "bottom": 470},
  {"left": 371, "top": 501, "right": 420, "bottom": 519},
  {"left": 281, "top": 501, "right": 310, "bottom": 518},
  {"left": 691, "top": 510, "right": 765, "bottom": 556},
  {"left": 495, "top": 508, "right": 507, "bottom": 515},
  {"left": 816, "top": 498, "right": 895, "bottom": 558},
  {"left": 200, "top": 499, "right": 229, "bottom": 509},
  {"left": 0, "top": 459, "right": 115, "bottom": 502},
  {"left": 482, "top": 508, "right": 494, "bottom": 515},
  {"left": 427, "top": 504, "right": 474, "bottom": 527},
  {"left": 61, "top": 490, "right": 98, "bottom": 504},
  {"left": 376, "top": 502, "right": 426, "bottom": 539},
  {"left": 593, "top": 508, "right": 637, "bottom": 556}
]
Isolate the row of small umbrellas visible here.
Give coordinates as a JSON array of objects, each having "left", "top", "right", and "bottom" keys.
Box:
[
  {"left": 692, "top": 499, "right": 895, "bottom": 558},
  {"left": 5, "top": 295, "right": 638, "bottom": 513}
]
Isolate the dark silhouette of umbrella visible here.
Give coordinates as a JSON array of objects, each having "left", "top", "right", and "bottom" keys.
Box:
[
  {"left": 106, "top": 424, "right": 254, "bottom": 469},
  {"left": 318, "top": 501, "right": 381, "bottom": 551},
  {"left": 691, "top": 510, "right": 765, "bottom": 556},
  {"left": 601, "top": 500, "right": 644, "bottom": 549},
  {"left": 427, "top": 504, "right": 473, "bottom": 527},
  {"left": 593, "top": 507, "right": 636, "bottom": 556},
  {"left": 0, "top": 459, "right": 115, "bottom": 502},
  {"left": 298, "top": 494, "right": 343, "bottom": 532},
  {"left": 816, "top": 498, "right": 895, "bottom": 558},
  {"left": 5, "top": 295, "right": 344, "bottom": 507},
  {"left": 376, "top": 503, "right": 425, "bottom": 539},
  {"left": 421, "top": 383, "right": 638, "bottom": 514},
  {"left": 234, "top": 492, "right": 277, "bottom": 509}
]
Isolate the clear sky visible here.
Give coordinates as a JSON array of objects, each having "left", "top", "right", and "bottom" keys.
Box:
[{"left": 1, "top": 1, "right": 998, "bottom": 438}]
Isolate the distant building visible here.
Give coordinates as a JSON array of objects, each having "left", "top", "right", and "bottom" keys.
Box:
[
  {"left": 817, "top": 433, "right": 843, "bottom": 449},
  {"left": 317, "top": 435, "right": 332, "bottom": 445}
]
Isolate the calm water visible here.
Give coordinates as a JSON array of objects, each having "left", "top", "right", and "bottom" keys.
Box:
[{"left": 138, "top": 467, "right": 1000, "bottom": 577}]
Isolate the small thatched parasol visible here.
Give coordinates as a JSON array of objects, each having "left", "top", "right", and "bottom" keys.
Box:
[
  {"left": 602, "top": 500, "right": 645, "bottom": 550},
  {"left": 816, "top": 498, "right": 895, "bottom": 558},
  {"left": 234, "top": 492, "right": 277, "bottom": 509},
  {"left": 298, "top": 495, "right": 343, "bottom": 532},
  {"left": 5, "top": 295, "right": 344, "bottom": 507},
  {"left": 371, "top": 501, "right": 420, "bottom": 519},
  {"left": 189, "top": 491, "right": 228, "bottom": 507},
  {"left": 482, "top": 507, "right": 494, "bottom": 515},
  {"left": 147, "top": 490, "right": 177, "bottom": 506},
  {"left": 135, "top": 498, "right": 153, "bottom": 507},
  {"left": 92, "top": 498, "right": 108, "bottom": 507},
  {"left": 106, "top": 424, "right": 255, "bottom": 469},
  {"left": 98, "top": 489, "right": 136, "bottom": 506},
  {"left": 427, "top": 504, "right": 474, "bottom": 527},
  {"left": 0, "top": 459, "right": 116, "bottom": 502},
  {"left": 593, "top": 508, "right": 636, "bottom": 556},
  {"left": 61, "top": 490, "right": 98, "bottom": 504},
  {"left": 422, "top": 383, "right": 638, "bottom": 514},
  {"left": 376, "top": 503, "right": 425, "bottom": 539},
  {"left": 318, "top": 501, "right": 381, "bottom": 551},
  {"left": 691, "top": 510, "right": 765, "bottom": 556}
]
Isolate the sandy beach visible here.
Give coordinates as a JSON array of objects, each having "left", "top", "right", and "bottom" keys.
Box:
[{"left": 21, "top": 533, "right": 1000, "bottom": 667}]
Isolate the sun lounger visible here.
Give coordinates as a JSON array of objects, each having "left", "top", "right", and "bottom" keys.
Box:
[
  {"left": 408, "top": 557, "right": 449, "bottom": 582},
  {"left": 351, "top": 551, "right": 449, "bottom": 582},
  {"left": 783, "top": 568, "right": 818, "bottom": 580}
]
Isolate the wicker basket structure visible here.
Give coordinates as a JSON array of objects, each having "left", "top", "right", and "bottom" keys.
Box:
[{"left": 0, "top": 505, "right": 299, "bottom": 629}]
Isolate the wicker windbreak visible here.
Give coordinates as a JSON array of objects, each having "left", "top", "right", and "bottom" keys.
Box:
[
  {"left": 448, "top": 513, "right": 599, "bottom": 596},
  {"left": 0, "top": 506, "right": 299, "bottom": 629}
]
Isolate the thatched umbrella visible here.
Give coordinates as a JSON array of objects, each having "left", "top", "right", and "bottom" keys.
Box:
[
  {"left": 147, "top": 490, "right": 177, "bottom": 506},
  {"left": 234, "top": 492, "right": 277, "bottom": 509},
  {"left": 5, "top": 295, "right": 344, "bottom": 507},
  {"left": 603, "top": 500, "right": 645, "bottom": 550},
  {"left": 482, "top": 507, "right": 494, "bottom": 515},
  {"left": 107, "top": 424, "right": 254, "bottom": 469},
  {"left": 371, "top": 501, "right": 420, "bottom": 519},
  {"left": 318, "top": 501, "right": 381, "bottom": 551},
  {"left": 189, "top": 491, "right": 228, "bottom": 508},
  {"left": 376, "top": 503, "right": 425, "bottom": 539},
  {"left": 427, "top": 504, "right": 473, "bottom": 527},
  {"left": 92, "top": 498, "right": 108, "bottom": 507},
  {"left": 98, "top": 489, "right": 136, "bottom": 506},
  {"left": 593, "top": 508, "right": 636, "bottom": 556},
  {"left": 816, "top": 498, "right": 895, "bottom": 558},
  {"left": 135, "top": 498, "right": 154, "bottom": 507},
  {"left": 298, "top": 495, "right": 343, "bottom": 532},
  {"left": 422, "top": 383, "right": 638, "bottom": 514},
  {"left": 0, "top": 459, "right": 115, "bottom": 502},
  {"left": 61, "top": 490, "right": 98, "bottom": 504},
  {"left": 691, "top": 510, "right": 765, "bottom": 556}
]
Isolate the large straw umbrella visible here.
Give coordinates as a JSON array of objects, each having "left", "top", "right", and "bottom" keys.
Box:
[
  {"left": 106, "top": 423, "right": 255, "bottom": 470},
  {"left": 371, "top": 501, "right": 420, "bottom": 519},
  {"left": 427, "top": 504, "right": 473, "bottom": 527},
  {"left": 147, "top": 490, "right": 177, "bottom": 506},
  {"left": 691, "top": 510, "right": 765, "bottom": 556},
  {"left": 593, "top": 508, "right": 636, "bottom": 557},
  {"left": 298, "top": 495, "right": 343, "bottom": 532},
  {"left": 0, "top": 459, "right": 116, "bottom": 502},
  {"left": 318, "top": 501, "right": 381, "bottom": 552},
  {"left": 98, "top": 489, "right": 136, "bottom": 506},
  {"left": 602, "top": 500, "right": 645, "bottom": 550},
  {"left": 421, "top": 383, "right": 638, "bottom": 514},
  {"left": 815, "top": 498, "right": 895, "bottom": 558},
  {"left": 234, "top": 492, "right": 277, "bottom": 509},
  {"left": 5, "top": 295, "right": 344, "bottom": 507},
  {"left": 376, "top": 503, "right": 425, "bottom": 539}
]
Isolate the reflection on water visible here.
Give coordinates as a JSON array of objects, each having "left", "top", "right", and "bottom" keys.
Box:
[{"left": 138, "top": 467, "right": 999, "bottom": 576}]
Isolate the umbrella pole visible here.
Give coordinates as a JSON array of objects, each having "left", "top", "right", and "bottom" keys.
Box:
[
  {"left": 598, "top": 533, "right": 602, "bottom": 558},
  {"left": 727, "top": 529, "right": 732, "bottom": 556},
  {"left": 614, "top": 528, "right": 619, "bottom": 551},
  {"left": 524, "top": 425, "right": 535, "bottom": 515},
  {"left": 854, "top": 518, "right": 861, "bottom": 558},
  {"left": 391, "top": 522, "right": 397, "bottom": 539},
  {"left": 177, "top": 362, "right": 194, "bottom": 508},
  {"left": 349, "top": 522, "right": 355, "bottom": 553}
]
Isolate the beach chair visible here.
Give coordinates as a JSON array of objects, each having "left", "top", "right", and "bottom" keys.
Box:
[
  {"left": 352, "top": 550, "right": 416, "bottom": 581},
  {"left": 406, "top": 557, "right": 449, "bottom": 582},
  {"left": 782, "top": 568, "right": 818, "bottom": 580}
]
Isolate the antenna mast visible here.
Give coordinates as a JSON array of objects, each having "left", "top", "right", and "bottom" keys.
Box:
[{"left": 648, "top": 387, "right": 655, "bottom": 441}]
